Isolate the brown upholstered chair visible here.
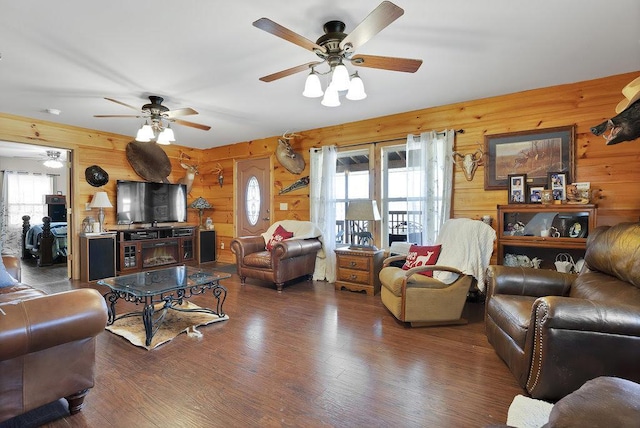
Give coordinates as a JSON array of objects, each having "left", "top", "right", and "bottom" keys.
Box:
[
  {"left": 0, "top": 255, "right": 108, "bottom": 423},
  {"left": 230, "top": 220, "right": 323, "bottom": 292},
  {"left": 379, "top": 218, "right": 496, "bottom": 326},
  {"left": 485, "top": 222, "right": 640, "bottom": 401}
]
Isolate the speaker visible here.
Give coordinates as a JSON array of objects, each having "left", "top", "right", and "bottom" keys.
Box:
[
  {"left": 81, "top": 235, "right": 116, "bottom": 281},
  {"left": 198, "top": 230, "right": 216, "bottom": 263}
]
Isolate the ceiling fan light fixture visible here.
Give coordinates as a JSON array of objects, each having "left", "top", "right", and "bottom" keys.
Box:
[
  {"left": 43, "top": 150, "right": 63, "bottom": 169},
  {"left": 135, "top": 122, "right": 154, "bottom": 142},
  {"left": 346, "top": 72, "right": 367, "bottom": 101},
  {"left": 156, "top": 126, "right": 174, "bottom": 145},
  {"left": 302, "top": 71, "right": 323, "bottom": 98},
  {"left": 330, "top": 63, "right": 351, "bottom": 92},
  {"left": 321, "top": 83, "right": 341, "bottom": 107}
]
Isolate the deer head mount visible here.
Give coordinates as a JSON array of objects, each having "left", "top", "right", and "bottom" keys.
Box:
[
  {"left": 211, "top": 163, "right": 223, "bottom": 187},
  {"left": 177, "top": 152, "right": 199, "bottom": 194},
  {"left": 452, "top": 144, "right": 484, "bottom": 181},
  {"left": 276, "top": 131, "right": 305, "bottom": 174}
]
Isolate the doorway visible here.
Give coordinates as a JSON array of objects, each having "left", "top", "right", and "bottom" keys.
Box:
[{"left": 236, "top": 157, "right": 271, "bottom": 237}]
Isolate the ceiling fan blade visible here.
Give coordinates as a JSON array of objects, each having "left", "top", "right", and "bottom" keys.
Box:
[
  {"left": 165, "top": 107, "right": 198, "bottom": 118},
  {"left": 93, "top": 114, "right": 143, "bottom": 118},
  {"left": 172, "top": 118, "right": 211, "bottom": 131},
  {"left": 253, "top": 18, "right": 325, "bottom": 53},
  {"left": 340, "top": 1, "right": 404, "bottom": 51},
  {"left": 103, "top": 97, "right": 142, "bottom": 112},
  {"left": 351, "top": 54, "right": 422, "bottom": 73},
  {"left": 259, "top": 61, "right": 323, "bottom": 82}
]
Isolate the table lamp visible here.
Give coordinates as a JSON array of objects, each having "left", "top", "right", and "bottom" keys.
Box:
[
  {"left": 89, "top": 191, "right": 112, "bottom": 233},
  {"left": 189, "top": 196, "right": 212, "bottom": 229},
  {"left": 345, "top": 200, "right": 381, "bottom": 250}
]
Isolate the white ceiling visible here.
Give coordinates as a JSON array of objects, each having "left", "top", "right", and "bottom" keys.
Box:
[{"left": 0, "top": 1, "right": 639, "bottom": 151}]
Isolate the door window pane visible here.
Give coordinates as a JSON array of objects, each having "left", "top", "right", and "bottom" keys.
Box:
[{"left": 245, "top": 176, "right": 260, "bottom": 226}]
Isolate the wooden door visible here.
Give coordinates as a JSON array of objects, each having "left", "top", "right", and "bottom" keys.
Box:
[{"left": 236, "top": 157, "right": 271, "bottom": 237}]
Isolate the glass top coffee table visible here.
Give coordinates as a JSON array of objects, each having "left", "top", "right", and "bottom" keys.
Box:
[{"left": 98, "top": 265, "right": 230, "bottom": 346}]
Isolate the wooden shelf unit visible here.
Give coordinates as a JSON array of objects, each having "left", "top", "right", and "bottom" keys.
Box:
[
  {"left": 497, "top": 204, "right": 597, "bottom": 271},
  {"left": 115, "top": 226, "right": 196, "bottom": 273}
]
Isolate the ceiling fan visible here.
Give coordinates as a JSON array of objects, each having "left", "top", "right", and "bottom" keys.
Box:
[
  {"left": 252, "top": 1, "right": 422, "bottom": 85},
  {"left": 94, "top": 96, "right": 211, "bottom": 132}
]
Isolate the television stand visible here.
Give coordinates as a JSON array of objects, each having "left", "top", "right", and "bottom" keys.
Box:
[{"left": 115, "top": 226, "right": 196, "bottom": 273}]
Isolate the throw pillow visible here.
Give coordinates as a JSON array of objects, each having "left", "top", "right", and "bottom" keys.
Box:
[
  {"left": 0, "top": 259, "right": 18, "bottom": 287},
  {"left": 266, "top": 225, "right": 294, "bottom": 250},
  {"left": 402, "top": 244, "right": 442, "bottom": 277}
]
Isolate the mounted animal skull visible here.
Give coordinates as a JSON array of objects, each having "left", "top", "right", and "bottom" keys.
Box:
[
  {"left": 276, "top": 131, "right": 306, "bottom": 174},
  {"left": 211, "top": 163, "right": 224, "bottom": 187},
  {"left": 452, "top": 144, "right": 484, "bottom": 181},
  {"left": 177, "top": 152, "right": 199, "bottom": 194}
]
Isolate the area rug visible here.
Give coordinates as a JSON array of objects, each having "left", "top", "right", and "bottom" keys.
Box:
[
  {"left": 506, "top": 394, "right": 553, "bottom": 428},
  {"left": 105, "top": 301, "right": 229, "bottom": 350}
]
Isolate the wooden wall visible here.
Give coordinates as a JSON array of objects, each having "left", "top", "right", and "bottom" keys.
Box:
[
  {"left": 1, "top": 70, "right": 639, "bottom": 275},
  {"left": 202, "top": 71, "right": 640, "bottom": 263}
]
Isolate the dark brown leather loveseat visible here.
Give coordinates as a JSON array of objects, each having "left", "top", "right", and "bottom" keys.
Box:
[
  {"left": 0, "top": 255, "right": 108, "bottom": 423},
  {"left": 485, "top": 222, "right": 640, "bottom": 401}
]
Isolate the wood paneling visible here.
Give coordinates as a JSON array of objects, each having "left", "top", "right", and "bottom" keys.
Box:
[{"left": 1, "top": 71, "right": 639, "bottom": 274}]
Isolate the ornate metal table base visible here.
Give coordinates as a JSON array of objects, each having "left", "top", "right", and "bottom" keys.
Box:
[{"left": 100, "top": 267, "right": 228, "bottom": 347}]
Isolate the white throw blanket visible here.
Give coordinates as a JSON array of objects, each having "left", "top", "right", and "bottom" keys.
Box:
[{"left": 433, "top": 218, "right": 496, "bottom": 291}]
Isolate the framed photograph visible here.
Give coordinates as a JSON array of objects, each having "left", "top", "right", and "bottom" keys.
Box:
[
  {"left": 484, "top": 125, "right": 575, "bottom": 190},
  {"left": 528, "top": 186, "right": 544, "bottom": 203},
  {"left": 548, "top": 171, "right": 568, "bottom": 201},
  {"left": 508, "top": 174, "right": 527, "bottom": 204}
]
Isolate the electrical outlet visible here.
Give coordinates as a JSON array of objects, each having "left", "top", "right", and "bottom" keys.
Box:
[{"left": 220, "top": 242, "right": 224, "bottom": 249}]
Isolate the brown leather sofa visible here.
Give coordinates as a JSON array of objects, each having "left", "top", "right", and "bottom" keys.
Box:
[
  {"left": 0, "top": 255, "right": 108, "bottom": 423},
  {"left": 485, "top": 222, "right": 640, "bottom": 401},
  {"left": 231, "top": 235, "right": 322, "bottom": 292}
]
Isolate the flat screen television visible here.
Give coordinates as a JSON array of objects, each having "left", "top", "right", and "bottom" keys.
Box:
[{"left": 116, "top": 180, "right": 187, "bottom": 224}]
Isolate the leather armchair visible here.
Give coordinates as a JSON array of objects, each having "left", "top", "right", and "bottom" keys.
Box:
[
  {"left": 485, "top": 222, "right": 640, "bottom": 401},
  {"left": 231, "top": 233, "right": 322, "bottom": 292},
  {"left": 0, "top": 255, "right": 108, "bottom": 423}
]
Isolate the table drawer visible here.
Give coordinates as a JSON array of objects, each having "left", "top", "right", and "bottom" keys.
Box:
[
  {"left": 338, "top": 268, "right": 370, "bottom": 285},
  {"left": 338, "top": 255, "right": 370, "bottom": 271}
]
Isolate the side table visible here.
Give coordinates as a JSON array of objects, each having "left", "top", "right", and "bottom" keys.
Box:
[{"left": 335, "top": 247, "right": 385, "bottom": 296}]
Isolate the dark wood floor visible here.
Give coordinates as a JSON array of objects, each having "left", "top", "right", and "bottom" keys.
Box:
[{"left": 24, "top": 262, "right": 523, "bottom": 428}]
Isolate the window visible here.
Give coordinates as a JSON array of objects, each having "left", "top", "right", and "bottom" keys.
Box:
[
  {"left": 6, "top": 172, "right": 53, "bottom": 226},
  {"left": 381, "top": 145, "right": 423, "bottom": 247},
  {"left": 335, "top": 148, "right": 371, "bottom": 245}
]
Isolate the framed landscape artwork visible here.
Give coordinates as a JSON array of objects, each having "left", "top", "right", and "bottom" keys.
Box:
[{"left": 484, "top": 125, "right": 575, "bottom": 190}]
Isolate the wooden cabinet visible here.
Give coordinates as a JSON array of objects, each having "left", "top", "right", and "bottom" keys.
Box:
[
  {"left": 497, "top": 204, "right": 597, "bottom": 271},
  {"left": 334, "top": 247, "right": 385, "bottom": 296},
  {"left": 80, "top": 234, "right": 116, "bottom": 282},
  {"left": 115, "top": 226, "right": 196, "bottom": 273}
]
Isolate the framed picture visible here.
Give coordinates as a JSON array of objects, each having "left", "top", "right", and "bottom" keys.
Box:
[
  {"left": 548, "top": 171, "right": 568, "bottom": 201},
  {"left": 508, "top": 174, "right": 527, "bottom": 204},
  {"left": 484, "top": 125, "right": 575, "bottom": 190},
  {"left": 528, "top": 186, "right": 544, "bottom": 203}
]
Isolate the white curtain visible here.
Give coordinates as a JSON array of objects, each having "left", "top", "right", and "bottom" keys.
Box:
[
  {"left": 310, "top": 146, "right": 337, "bottom": 282},
  {"left": 406, "top": 130, "right": 454, "bottom": 244}
]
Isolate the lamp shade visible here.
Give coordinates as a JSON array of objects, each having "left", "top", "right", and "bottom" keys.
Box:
[
  {"left": 321, "top": 83, "right": 341, "bottom": 107},
  {"left": 189, "top": 197, "right": 212, "bottom": 209},
  {"left": 89, "top": 191, "right": 113, "bottom": 208},
  {"left": 331, "top": 63, "right": 351, "bottom": 91},
  {"left": 135, "top": 123, "right": 154, "bottom": 142},
  {"left": 345, "top": 200, "right": 381, "bottom": 221},
  {"left": 303, "top": 72, "right": 324, "bottom": 98},
  {"left": 346, "top": 73, "right": 367, "bottom": 101}
]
